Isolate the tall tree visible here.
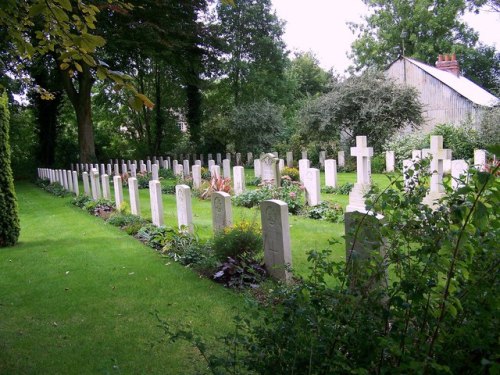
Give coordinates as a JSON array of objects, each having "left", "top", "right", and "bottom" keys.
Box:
[
  {"left": 0, "top": 92, "right": 20, "bottom": 247},
  {"left": 215, "top": 0, "right": 288, "bottom": 106}
]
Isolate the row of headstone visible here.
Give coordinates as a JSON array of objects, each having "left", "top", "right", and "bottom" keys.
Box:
[{"left": 38, "top": 168, "right": 79, "bottom": 196}]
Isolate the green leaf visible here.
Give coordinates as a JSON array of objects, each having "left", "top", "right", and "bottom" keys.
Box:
[
  {"left": 29, "top": 2, "right": 46, "bottom": 17},
  {"left": 472, "top": 201, "right": 488, "bottom": 230},
  {"left": 136, "top": 93, "right": 154, "bottom": 109},
  {"left": 57, "top": 0, "right": 72, "bottom": 11}
]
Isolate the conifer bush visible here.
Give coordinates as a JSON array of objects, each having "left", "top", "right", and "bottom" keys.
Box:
[{"left": 0, "top": 92, "right": 20, "bottom": 247}]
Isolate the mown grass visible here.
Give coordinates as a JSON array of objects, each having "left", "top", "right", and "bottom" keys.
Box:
[{"left": 0, "top": 182, "right": 249, "bottom": 374}]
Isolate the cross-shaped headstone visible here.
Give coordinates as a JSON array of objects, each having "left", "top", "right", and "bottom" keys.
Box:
[
  {"left": 428, "top": 135, "right": 451, "bottom": 194},
  {"left": 351, "top": 136, "right": 373, "bottom": 186}
]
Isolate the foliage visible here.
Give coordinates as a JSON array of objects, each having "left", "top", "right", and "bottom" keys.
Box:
[
  {"left": 321, "top": 182, "right": 354, "bottom": 195},
  {"left": 135, "top": 225, "right": 177, "bottom": 251},
  {"left": 212, "top": 221, "right": 263, "bottom": 262},
  {"left": 36, "top": 179, "right": 70, "bottom": 197},
  {"left": 371, "top": 154, "right": 386, "bottom": 173},
  {"left": 479, "top": 106, "right": 500, "bottom": 145},
  {"left": 305, "top": 201, "right": 344, "bottom": 223},
  {"left": 200, "top": 176, "right": 232, "bottom": 199},
  {"left": 213, "top": 255, "right": 267, "bottom": 289},
  {"left": 299, "top": 70, "right": 423, "bottom": 152},
  {"left": 247, "top": 176, "right": 261, "bottom": 186},
  {"left": 232, "top": 180, "right": 305, "bottom": 214},
  {"left": 107, "top": 212, "right": 148, "bottom": 235},
  {"left": 280, "top": 167, "right": 299, "bottom": 181},
  {"left": 9, "top": 105, "right": 36, "bottom": 178},
  {"left": 84, "top": 198, "right": 115, "bottom": 218},
  {"left": 383, "top": 131, "right": 428, "bottom": 168},
  {"left": 0, "top": 92, "right": 20, "bottom": 247},
  {"left": 135, "top": 172, "right": 151, "bottom": 189},
  {"left": 287, "top": 51, "right": 331, "bottom": 98},
  {"left": 162, "top": 161, "right": 499, "bottom": 374},
  {"left": 71, "top": 194, "right": 93, "bottom": 208},
  {"left": 431, "top": 123, "right": 485, "bottom": 160},
  {"left": 200, "top": 167, "right": 211, "bottom": 180}
]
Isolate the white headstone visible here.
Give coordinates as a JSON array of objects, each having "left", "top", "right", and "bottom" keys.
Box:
[
  {"left": 247, "top": 152, "right": 253, "bottom": 165},
  {"left": 101, "top": 174, "right": 111, "bottom": 200},
  {"left": 385, "top": 151, "right": 395, "bottom": 172},
  {"left": 211, "top": 191, "right": 232, "bottom": 232},
  {"left": 286, "top": 151, "right": 293, "bottom": 168},
  {"left": 324, "top": 159, "right": 337, "bottom": 188},
  {"left": 149, "top": 180, "right": 164, "bottom": 226},
  {"left": 304, "top": 168, "right": 321, "bottom": 206},
  {"left": 72, "top": 171, "right": 79, "bottom": 196},
  {"left": 443, "top": 159, "right": 452, "bottom": 175},
  {"left": 233, "top": 166, "right": 245, "bottom": 196},
  {"left": 114, "top": 164, "right": 120, "bottom": 176},
  {"left": 146, "top": 160, "right": 152, "bottom": 173},
  {"left": 100, "top": 164, "right": 105, "bottom": 176},
  {"left": 67, "top": 170, "right": 74, "bottom": 192},
  {"left": 261, "top": 200, "right": 292, "bottom": 282},
  {"left": 183, "top": 160, "right": 190, "bottom": 176},
  {"left": 176, "top": 184, "right": 193, "bottom": 233},
  {"left": 113, "top": 175, "right": 123, "bottom": 209},
  {"left": 62, "top": 170, "right": 68, "bottom": 190},
  {"left": 319, "top": 151, "right": 326, "bottom": 169},
  {"left": 152, "top": 164, "right": 159, "bottom": 181},
  {"left": 254, "top": 159, "right": 261, "bottom": 178},
  {"left": 279, "top": 159, "right": 285, "bottom": 172},
  {"left": 192, "top": 165, "right": 202, "bottom": 189},
  {"left": 298, "top": 159, "right": 310, "bottom": 183},
  {"left": 216, "top": 153, "right": 222, "bottom": 165},
  {"left": 422, "top": 135, "right": 452, "bottom": 208},
  {"left": 128, "top": 177, "right": 140, "bottom": 215},
  {"left": 338, "top": 151, "right": 345, "bottom": 167},
  {"left": 451, "top": 160, "right": 469, "bottom": 190},
  {"left": 172, "top": 160, "right": 178, "bottom": 174},
  {"left": 90, "top": 169, "right": 102, "bottom": 200},
  {"left": 208, "top": 159, "right": 215, "bottom": 170},
  {"left": 474, "top": 149, "right": 487, "bottom": 171},
  {"left": 195, "top": 160, "right": 202, "bottom": 166},
  {"left": 301, "top": 150, "right": 307, "bottom": 160},
  {"left": 260, "top": 153, "right": 280, "bottom": 186},
  {"left": 223, "top": 159, "right": 231, "bottom": 179},
  {"left": 176, "top": 164, "right": 184, "bottom": 179},
  {"left": 346, "top": 136, "right": 374, "bottom": 213},
  {"left": 412, "top": 150, "right": 422, "bottom": 161},
  {"left": 210, "top": 164, "right": 221, "bottom": 178}
]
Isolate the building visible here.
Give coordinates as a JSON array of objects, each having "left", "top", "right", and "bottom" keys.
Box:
[{"left": 385, "top": 54, "right": 499, "bottom": 133}]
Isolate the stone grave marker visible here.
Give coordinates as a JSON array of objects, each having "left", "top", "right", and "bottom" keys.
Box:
[
  {"left": 272, "top": 151, "right": 278, "bottom": 158},
  {"left": 254, "top": 159, "right": 261, "bottom": 178},
  {"left": 101, "top": 174, "right": 111, "bottom": 200},
  {"left": 192, "top": 165, "right": 202, "bottom": 189},
  {"left": 236, "top": 153, "right": 241, "bottom": 166},
  {"left": 62, "top": 170, "right": 69, "bottom": 190},
  {"left": 216, "top": 153, "right": 222, "bottom": 165},
  {"left": 128, "top": 177, "right": 140, "bottom": 215},
  {"left": 451, "top": 160, "right": 469, "bottom": 190},
  {"left": 195, "top": 160, "right": 202, "bottom": 166},
  {"left": 100, "top": 164, "right": 105, "bottom": 176},
  {"left": 146, "top": 160, "right": 152, "bottom": 173},
  {"left": 176, "top": 185, "right": 193, "bottom": 233},
  {"left": 210, "top": 164, "right": 221, "bottom": 178},
  {"left": 301, "top": 150, "right": 307, "bottom": 160},
  {"left": 298, "top": 159, "right": 310, "bottom": 183},
  {"left": 130, "top": 164, "right": 137, "bottom": 178},
  {"left": 183, "top": 160, "right": 190, "bottom": 176},
  {"left": 304, "top": 168, "right": 320, "bottom": 206},
  {"left": 385, "top": 151, "right": 395, "bottom": 172},
  {"left": 260, "top": 200, "right": 292, "bottom": 282},
  {"left": 279, "top": 159, "right": 285, "bottom": 171},
  {"left": 226, "top": 152, "right": 231, "bottom": 162},
  {"left": 208, "top": 159, "right": 215, "bottom": 170},
  {"left": 247, "top": 152, "right": 253, "bottom": 165},
  {"left": 149, "top": 180, "right": 164, "bottom": 227},
  {"left": 346, "top": 136, "right": 373, "bottom": 213},
  {"left": 90, "top": 169, "right": 102, "bottom": 200},
  {"left": 286, "top": 151, "right": 293, "bottom": 168},
  {"left": 319, "top": 150, "right": 326, "bottom": 169},
  {"left": 474, "top": 149, "right": 487, "bottom": 171},
  {"left": 113, "top": 175, "right": 123, "bottom": 208},
  {"left": 338, "top": 151, "right": 345, "bottom": 167},
  {"left": 223, "top": 159, "right": 231, "bottom": 179},
  {"left": 176, "top": 164, "right": 184, "bottom": 179},
  {"left": 233, "top": 166, "right": 245, "bottom": 196},
  {"left": 443, "top": 159, "right": 452, "bottom": 175},
  {"left": 422, "top": 135, "right": 452, "bottom": 208},
  {"left": 72, "top": 171, "right": 79, "bottom": 195},
  {"left": 208, "top": 153, "right": 213, "bottom": 162},
  {"left": 211, "top": 191, "right": 232, "bottom": 232},
  {"left": 260, "top": 153, "right": 280, "bottom": 186},
  {"left": 172, "top": 160, "right": 178, "bottom": 174},
  {"left": 325, "top": 159, "right": 337, "bottom": 188},
  {"left": 67, "top": 170, "right": 74, "bottom": 192}
]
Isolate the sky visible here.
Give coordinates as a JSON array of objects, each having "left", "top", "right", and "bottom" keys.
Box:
[{"left": 271, "top": 0, "right": 500, "bottom": 73}]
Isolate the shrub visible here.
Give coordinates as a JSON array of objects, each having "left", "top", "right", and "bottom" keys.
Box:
[
  {"left": 159, "top": 168, "right": 174, "bottom": 179},
  {"left": 431, "top": 123, "right": 484, "bottom": 160},
  {"left": 72, "top": 194, "right": 93, "bottom": 208},
  {"left": 135, "top": 172, "right": 151, "bottom": 189},
  {"left": 212, "top": 221, "right": 262, "bottom": 262},
  {"left": 84, "top": 198, "right": 115, "bottom": 218},
  {"left": 213, "top": 254, "right": 267, "bottom": 289},
  {"left": 305, "top": 201, "right": 343, "bottom": 222},
  {"left": 44, "top": 182, "right": 71, "bottom": 197},
  {"left": 247, "top": 176, "right": 261, "bottom": 186},
  {"left": 281, "top": 167, "right": 299, "bottom": 181},
  {"left": 233, "top": 180, "right": 305, "bottom": 214},
  {"left": 371, "top": 154, "right": 385, "bottom": 173},
  {"left": 107, "top": 212, "right": 148, "bottom": 235},
  {"left": 200, "top": 176, "right": 231, "bottom": 199},
  {"left": 135, "top": 224, "right": 176, "bottom": 250},
  {"left": 200, "top": 167, "right": 211, "bottom": 180},
  {"left": 161, "top": 180, "right": 176, "bottom": 194},
  {"left": 0, "top": 92, "right": 20, "bottom": 247}
]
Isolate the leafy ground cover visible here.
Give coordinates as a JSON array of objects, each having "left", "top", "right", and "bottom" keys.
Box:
[{"left": 0, "top": 182, "right": 249, "bottom": 374}]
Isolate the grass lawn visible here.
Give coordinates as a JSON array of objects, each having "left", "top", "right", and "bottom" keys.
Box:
[{"left": 0, "top": 182, "right": 249, "bottom": 374}]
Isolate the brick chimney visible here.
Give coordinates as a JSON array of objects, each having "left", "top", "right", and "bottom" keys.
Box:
[{"left": 435, "top": 54, "right": 460, "bottom": 77}]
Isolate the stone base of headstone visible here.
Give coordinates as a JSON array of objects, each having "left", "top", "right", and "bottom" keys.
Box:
[
  {"left": 344, "top": 211, "right": 387, "bottom": 291},
  {"left": 422, "top": 191, "right": 445, "bottom": 209}
]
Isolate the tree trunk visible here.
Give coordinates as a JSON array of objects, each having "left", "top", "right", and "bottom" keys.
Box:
[
  {"left": 59, "top": 61, "right": 96, "bottom": 163},
  {"left": 154, "top": 62, "right": 164, "bottom": 155},
  {"left": 186, "top": 83, "right": 202, "bottom": 145}
]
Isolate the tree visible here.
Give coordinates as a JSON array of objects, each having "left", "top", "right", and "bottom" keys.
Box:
[
  {"left": 215, "top": 0, "right": 288, "bottom": 106},
  {"left": 288, "top": 52, "right": 331, "bottom": 99},
  {"left": 0, "top": 92, "right": 20, "bottom": 247},
  {"left": 299, "top": 70, "right": 423, "bottom": 152}
]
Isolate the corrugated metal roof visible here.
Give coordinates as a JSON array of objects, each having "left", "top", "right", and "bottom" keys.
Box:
[{"left": 405, "top": 57, "right": 499, "bottom": 107}]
